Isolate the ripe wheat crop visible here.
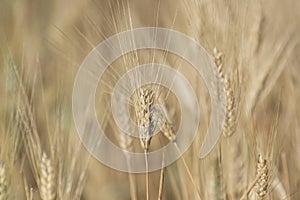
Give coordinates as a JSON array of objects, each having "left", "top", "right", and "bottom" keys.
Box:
[{"left": 0, "top": 0, "right": 299, "bottom": 199}]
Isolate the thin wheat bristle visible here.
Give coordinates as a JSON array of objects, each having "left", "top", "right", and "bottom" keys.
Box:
[
  {"left": 40, "top": 153, "right": 56, "bottom": 200},
  {"left": 256, "top": 154, "right": 269, "bottom": 198},
  {"left": 134, "top": 87, "right": 155, "bottom": 151},
  {"left": 0, "top": 163, "right": 7, "bottom": 200}
]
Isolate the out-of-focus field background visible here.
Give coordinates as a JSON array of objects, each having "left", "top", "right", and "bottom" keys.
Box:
[{"left": 0, "top": 0, "right": 300, "bottom": 199}]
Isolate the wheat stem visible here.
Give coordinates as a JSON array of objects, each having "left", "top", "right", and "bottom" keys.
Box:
[
  {"left": 161, "top": 119, "right": 202, "bottom": 199},
  {"left": 175, "top": 143, "right": 202, "bottom": 200},
  {"left": 281, "top": 153, "right": 290, "bottom": 200},
  {"left": 144, "top": 150, "right": 149, "bottom": 200},
  {"left": 158, "top": 154, "right": 165, "bottom": 200}
]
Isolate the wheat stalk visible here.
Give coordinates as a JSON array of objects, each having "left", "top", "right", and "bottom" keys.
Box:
[
  {"left": 40, "top": 153, "right": 56, "bottom": 200},
  {"left": 213, "top": 149, "right": 225, "bottom": 200},
  {"left": 114, "top": 100, "right": 137, "bottom": 200},
  {"left": 162, "top": 120, "right": 202, "bottom": 200},
  {"left": 117, "top": 128, "right": 137, "bottom": 200},
  {"left": 157, "top": 154, "right": 165, "bottom": 200}
]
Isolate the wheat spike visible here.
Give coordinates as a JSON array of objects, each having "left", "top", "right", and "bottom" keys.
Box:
[
  {"left": 213, "top": 47, "right": 238, "bottom": 137},
  {"left": 40, "top": 153, "right": 56, "bottom": 200},
  {"left": 134, "top": 87, "right": 155, "bottom": 151},
  {"left": 161, "top": 120, "right": 176, "bottom": 142},
  {"left": 240, "top": 154, "right": 270, "bottom": 200},
  {"left": 133, "top": 87, "right": 156, "bottom": 200},
  {"left": 256, "top": 154, "right": 269, "bottom": 198},
  {"left": 223, "top": 76, "right": 238, "bottom": 137},
  {"left": 213, "top": 47, "right": 225, "bottom": 80},
  {"left": 0, "top": 163, "right": 7, "bottom": 200}
]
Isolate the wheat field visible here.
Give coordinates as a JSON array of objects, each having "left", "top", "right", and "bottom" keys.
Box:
[{"left": 0, "top": 0, "right": 300, "bottom": 199}]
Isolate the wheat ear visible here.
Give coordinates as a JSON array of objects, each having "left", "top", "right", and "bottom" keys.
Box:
[
  {"left": 40, "top": 153, "right": 56, "bottom": 200},
  {"left": 0, "top": 163, "right": 7, "bottom": 200},
  {"left": 213, "top": 47, "right": 225, "bottom": 80},
  {"left": 240, "top": 154, "right": 270, "bottom": 200},
  {"left": 256, "top": 154, "right": 269, "bottom": 198},
  {"left": 213, "top": 47, "right": 238, "bottom": 137},
  {"left": 135, "top": 87, "right": 155, "bottom": 151},
  {"left": 134, "top": 87, "right": 155, "bottom": 200}
]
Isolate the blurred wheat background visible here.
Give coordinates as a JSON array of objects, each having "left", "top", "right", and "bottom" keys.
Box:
[{"left": 0, "top": 0, "right": 300, "bottom": 199}]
